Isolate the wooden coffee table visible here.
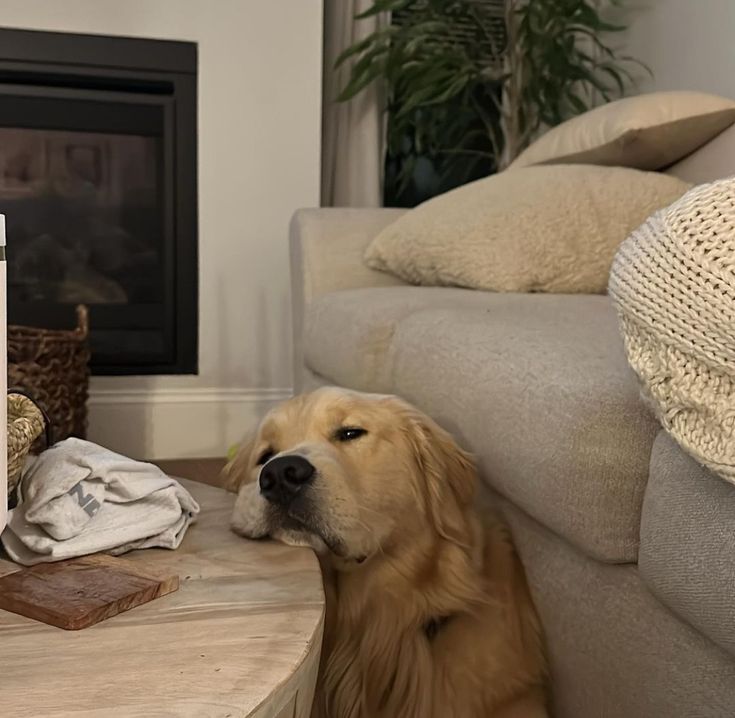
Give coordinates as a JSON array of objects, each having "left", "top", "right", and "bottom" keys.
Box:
[{"left": 0, "top": 479, "right": 325, "bottom": 718}]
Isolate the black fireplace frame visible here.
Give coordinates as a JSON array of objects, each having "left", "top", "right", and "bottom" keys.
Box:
[{"left": 0, "top": 27, "right": 198, "bottom": 375}]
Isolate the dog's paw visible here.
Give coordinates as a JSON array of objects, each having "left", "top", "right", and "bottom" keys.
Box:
[{"left": 230, "top": 482, "right": 271, "bottom": 539}]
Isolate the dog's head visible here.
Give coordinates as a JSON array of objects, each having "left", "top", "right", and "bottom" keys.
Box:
[{"left": 226, "top": 387, "right": 477, "bottom": 566}]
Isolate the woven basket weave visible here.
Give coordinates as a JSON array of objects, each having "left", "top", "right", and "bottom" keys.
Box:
[
  {"left": 7, "top": 392, "right": 48, "bottom": 492},
  {"left": 8, "top": 305, "right": 91, "bottom": 444}
]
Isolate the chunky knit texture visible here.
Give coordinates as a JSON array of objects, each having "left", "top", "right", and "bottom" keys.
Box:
[{"left": 609, "top": 177, "right": 735, "bottom": 483}]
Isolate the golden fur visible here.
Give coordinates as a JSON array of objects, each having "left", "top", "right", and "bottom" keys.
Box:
[{"left": 225, "top": 387, "right": 548, "bottom": 718}]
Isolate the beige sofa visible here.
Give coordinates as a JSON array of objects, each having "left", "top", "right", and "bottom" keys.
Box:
[{"left": 289, "top": 125, "right": 735, "bottom": 717}]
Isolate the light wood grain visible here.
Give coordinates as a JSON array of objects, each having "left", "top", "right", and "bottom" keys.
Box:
[
  {"left": 153, "top": 458, "right": 227, "bottom": 489},
  {"left": 0, "top": 479, "right": 325, "bottom": 718},
  {"left": 0, "top": 553, "right": 20, "bottom": 578},
  {"left": 0, "top": 553, "right": 179, "bottom": 630}
]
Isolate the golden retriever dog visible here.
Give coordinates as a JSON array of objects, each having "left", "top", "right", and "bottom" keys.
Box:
[{"left": 225, "top": 387, "right": 547, "bottom": 718}]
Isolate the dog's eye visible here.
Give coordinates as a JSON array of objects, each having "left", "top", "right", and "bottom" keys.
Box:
[
  {"left": 256, "top": 449, "right": 275, "bottom": 465},
  {"left": 335, "top": 427, "right": 367, "bottom": 442}
]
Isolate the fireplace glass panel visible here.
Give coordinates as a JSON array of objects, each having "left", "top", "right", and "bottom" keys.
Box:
[{"left": 1, "top": 127, "right": 163, "bottom": 307}]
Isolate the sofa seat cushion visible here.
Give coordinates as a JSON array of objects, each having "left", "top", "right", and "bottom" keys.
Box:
[
  {"left": 304, "top": 288, "right": 659, "bottom": 562},
  {"left": 501, "top": 495, "right": 735, "bottom": 718},
  {"left": 640, "top": 432, "right": 735, "bottom": 657},
  {"left": 305, "top": 286, "right": 505, "bottom": 393}
]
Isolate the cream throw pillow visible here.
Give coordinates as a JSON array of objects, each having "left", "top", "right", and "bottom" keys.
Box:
[
  {"left": 509, "top": 91, "right": 735, "bottom": 171},
  {"left": 364, "top": 165, "right": 690, "bottom": 294},
  {"left": 609, "top": 177, "right": 735, "bottom": 482}
]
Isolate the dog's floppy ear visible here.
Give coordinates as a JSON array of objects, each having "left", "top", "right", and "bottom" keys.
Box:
[
  {"left": 400, "top": 404, "right": 477, "bottom": 545},
  {"left": 221, "top": 434, "right": 256, "bottom": 493}
]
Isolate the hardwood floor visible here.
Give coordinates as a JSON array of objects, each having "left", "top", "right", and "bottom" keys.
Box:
[{"left": 153, "top": 458, "right": 227, "bottom": 489}]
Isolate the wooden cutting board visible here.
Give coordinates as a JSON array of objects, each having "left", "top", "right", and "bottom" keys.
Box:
[{"left": 0, "top": 553, "right": 179, "bottom": 630}]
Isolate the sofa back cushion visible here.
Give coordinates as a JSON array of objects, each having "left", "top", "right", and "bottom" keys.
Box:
[{"left": 666, "top": 123, "right": 735, "bottom": 184}]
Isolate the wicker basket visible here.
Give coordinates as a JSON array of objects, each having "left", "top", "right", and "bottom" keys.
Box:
[
  {"left": 7, "top": 391, "right": 49, "bottom": 492},
  {"left": 8, "top": 304, "right": 91, "bottom": 444}
]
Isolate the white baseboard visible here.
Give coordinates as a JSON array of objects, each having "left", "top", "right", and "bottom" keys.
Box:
[{"left": 88, "top": 387, "right": 293, "bottom": 460}]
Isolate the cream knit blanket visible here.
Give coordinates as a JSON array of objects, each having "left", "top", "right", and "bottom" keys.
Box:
[{"left": 609, "top": 176, "right": 735, "bottom": 483}]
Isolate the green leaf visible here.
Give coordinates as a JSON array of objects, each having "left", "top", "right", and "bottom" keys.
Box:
[
  {"left": 356, "top": 0, "right": 412, "bottom": 20},
  {"left": 598, "top": 64, "right": 626, "bottom": 95},
  {"left": 573, "top": 2, "right": 626, "bottom": 33},
  {"left": 335, "top": 33, "right": 378, "bottom": 68},
  {"left": 337, "top": 49, "right": 388, "bottom": 101},
  {"left": 619, "top": 54, "right": 654, "bottom": 77},
  {"left": 336, "top": 0, "right": 648, "bottom": 194},
  {"left": 565, "top": 89, "right": 589, "bottom": 114}
]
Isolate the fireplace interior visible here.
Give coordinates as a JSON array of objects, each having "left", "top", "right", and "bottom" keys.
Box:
[{"left": 0, "top": 28, "right": 197, "bottom": 374}]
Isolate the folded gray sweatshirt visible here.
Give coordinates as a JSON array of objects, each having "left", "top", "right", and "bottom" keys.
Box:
[{"left": 1, "top": 438, "right": 200, "bottom": 565}]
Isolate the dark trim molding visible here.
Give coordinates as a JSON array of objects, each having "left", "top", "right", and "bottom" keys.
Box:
[{"left": 0, "top": 27, "right": 196, "bottom": 74}]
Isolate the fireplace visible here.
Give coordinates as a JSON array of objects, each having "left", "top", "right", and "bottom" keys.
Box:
[{"left": 0, "top": 28, "right": 197, "bottom": 375}]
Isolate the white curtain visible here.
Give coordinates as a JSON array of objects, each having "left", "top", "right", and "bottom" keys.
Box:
[{"left": 321, "top": 0, "right": 388, "bottom": 207}]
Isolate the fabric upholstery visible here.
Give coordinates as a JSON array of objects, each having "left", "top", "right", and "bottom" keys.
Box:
[
  {"left": 289, "top": 207, "right": 407, "bottom": 392},
  {"left": 640, "top": 432, "right": 735, "bottom": 658},
  {"left": 304, "top": 288, "right": 659, "bottom": 562},
  {"left": 666, "top": 123, "right": 735, "bottom": 185},
  {"left": 364, "top": 165, "right": 689, "bottom": 294},
  {"left": 610, "top": 178, "right": 735, "bottom": 482},
  {"left": 499, "top": 496, "right": 735, "bottom": 718},
  {"left": 509, "top": 91, "right": 735, "bottom": 171},
  {"left": 301, "top": 367, "right": 333, "bottom": 392},
  {"left": 305, "top": 286, "right": 497, "bottom": 393}
]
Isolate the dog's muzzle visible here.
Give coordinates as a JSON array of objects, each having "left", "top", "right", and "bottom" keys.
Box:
[{"left": 259, "top": 455, "right": 315, "bottom": 506}]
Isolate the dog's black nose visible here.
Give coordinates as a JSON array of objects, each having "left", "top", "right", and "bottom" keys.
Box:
[{"left": 259, "top": 455, "right": 315, "bottom": 505}]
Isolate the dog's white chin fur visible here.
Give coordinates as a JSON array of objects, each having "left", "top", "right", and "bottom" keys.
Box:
[
  {"left": 230, "top": 482, "right": 270, "bottom": 538},
  {"left": 230, "top": 481, "right": 328, "bottom": 552},
  {"left": 278, "top": 531, "right": 327, "bottom": 552}
]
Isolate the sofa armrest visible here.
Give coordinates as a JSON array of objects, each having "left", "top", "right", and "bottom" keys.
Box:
[
  {"left": 289, "top": 207, "right": 408, "bottom": 391},
  {"left": 290, "top": 207, "right": 408, "bottom": 302}
]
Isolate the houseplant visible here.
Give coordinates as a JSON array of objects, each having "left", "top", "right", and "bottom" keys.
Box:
[{"left": 337, "top": 0, "right": 645, "bottom": 206}]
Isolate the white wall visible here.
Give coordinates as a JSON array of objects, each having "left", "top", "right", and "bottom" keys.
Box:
[
  {"left": 0, "top": 0, "right": 323, "bottom": 458},
  {"left": 622, "top": 0, "right": 735, "bottom": 99}
]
